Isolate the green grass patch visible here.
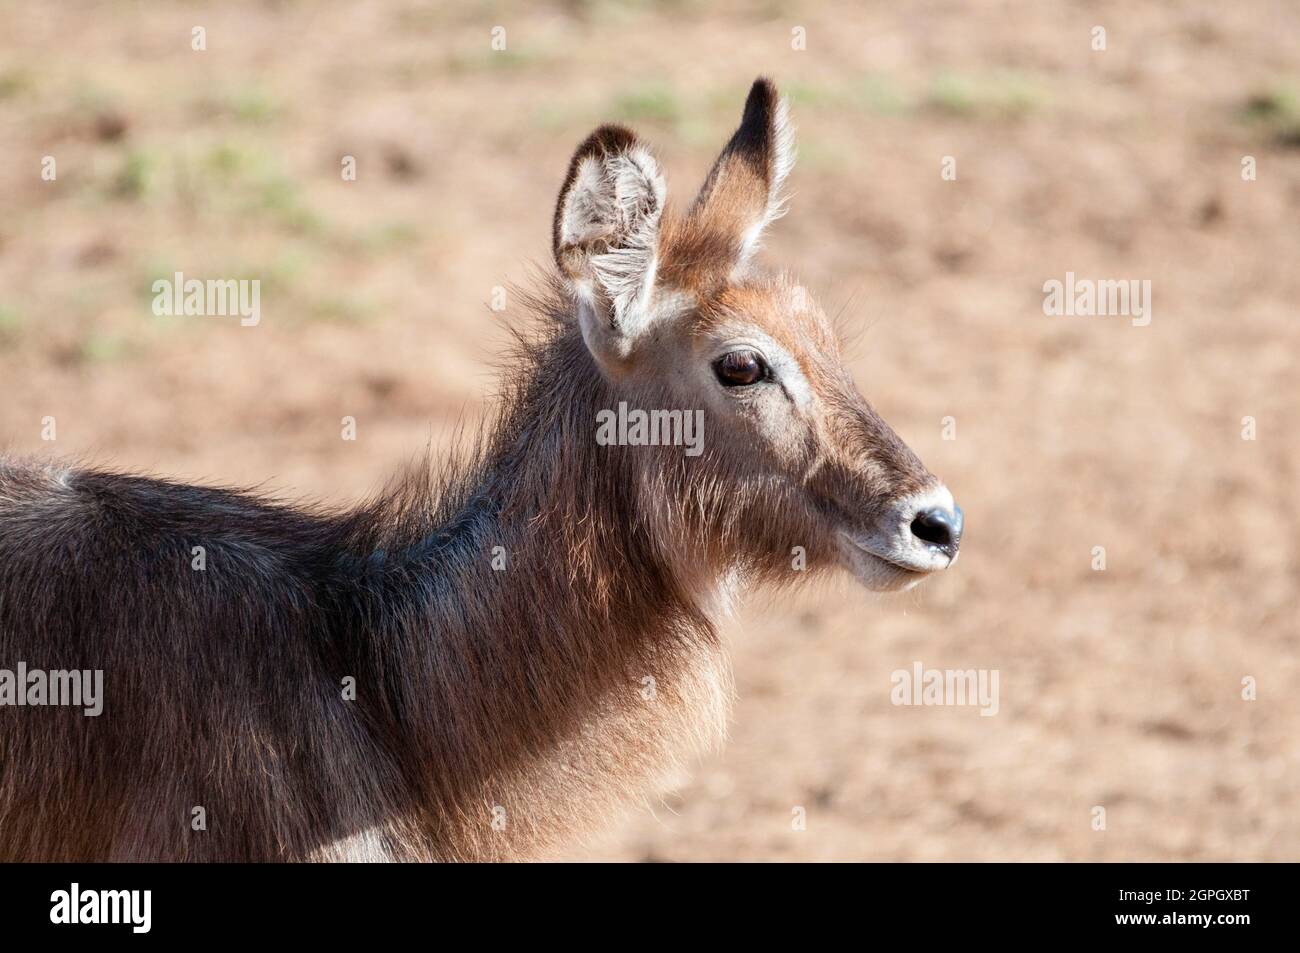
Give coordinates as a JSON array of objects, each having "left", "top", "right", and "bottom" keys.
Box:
[
  {"left": 0, "top": 68, "right": 32, "bottom": 100},
  {"left": 107, "top": 140, "right": 326, "bottom": 235},
  {"left": 1242, "top": 85, "right": 1300, "bottom": 145},
  {"left": 111, "top": 149, "right": 158, "bottom": 200},
  {"left": 610, "top": 83, "right": 682, "bottom": 127},
  {"left": 79, "top": 333, "right": 131, "bottom": 363},
  {"left": 221, "top": 85, "right": 281, "bottom": 124},
  {"left": 0, "top": 305, "right": 22, "bottom": 346},
  {"left": 926, "top": 71, "right": 1045, "bottom": 119},
  {"left": 786, "top": 76, "right": 910, "bottom": 116}
]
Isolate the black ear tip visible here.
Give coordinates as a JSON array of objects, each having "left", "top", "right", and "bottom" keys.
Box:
[
  {"left": 577, "top": 124, "right": 639, "bottom": 162},
  {"left": 743, "top": 77, "right": 778, "bottom": 121}
]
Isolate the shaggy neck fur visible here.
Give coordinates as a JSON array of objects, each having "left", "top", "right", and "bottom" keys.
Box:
[{"left": 334, "top": 296, "right": 733, "bottom": 860}]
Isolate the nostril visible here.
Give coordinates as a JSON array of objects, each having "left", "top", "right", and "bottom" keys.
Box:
[{"left": 910, "top": 507, "right": 959, "bottom": 551}]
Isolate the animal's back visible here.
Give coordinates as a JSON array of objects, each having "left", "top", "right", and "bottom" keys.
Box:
[{"left": 0, "top": 458, "right": 391, "bottom": 860}]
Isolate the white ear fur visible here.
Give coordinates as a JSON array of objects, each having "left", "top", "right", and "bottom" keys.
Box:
[{"left": 554, "top": 126, "right": 667, "bottom": 373}]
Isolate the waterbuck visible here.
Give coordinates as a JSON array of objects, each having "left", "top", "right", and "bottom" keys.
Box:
[{"left": 0, "top": 78, "right": 961, "bottom": 861}]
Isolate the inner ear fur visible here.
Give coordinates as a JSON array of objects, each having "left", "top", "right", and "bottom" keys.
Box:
[{"left": 552, "top": 124, "right": 641, "bottom": 278}]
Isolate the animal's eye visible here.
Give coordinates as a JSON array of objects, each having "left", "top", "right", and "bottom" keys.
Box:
[{"left": 712, "top": 350, "right": 768, "bottom": 387}]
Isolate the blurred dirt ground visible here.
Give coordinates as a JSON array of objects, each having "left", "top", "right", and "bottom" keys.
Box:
[{"left": 1, "top": 1, "right": 1297, "bottom": 860}]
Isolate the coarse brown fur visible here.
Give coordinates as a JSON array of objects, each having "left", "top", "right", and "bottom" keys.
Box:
[{"left": 0, "top": 78, "right": 947, "bottom": 861}]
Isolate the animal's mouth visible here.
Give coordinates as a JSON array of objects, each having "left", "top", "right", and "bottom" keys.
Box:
[
  {"left": 841, "top": 534, "right": 933, "bottom": 572},
  {"left": 837, "top": 533, "right": 933, "bottom": 592},
  {"left": 842, "top": 530, "right": 958, "bottom": 571}
]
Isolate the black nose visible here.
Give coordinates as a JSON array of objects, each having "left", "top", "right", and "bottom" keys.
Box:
[{"left": 910, "top": 506, "right": 963, "bottom": 558}]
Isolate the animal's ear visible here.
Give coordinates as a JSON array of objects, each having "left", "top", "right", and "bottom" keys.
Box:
[
  {"left": 689, "top": 77, "right": 795, "bottom": 274},
  {"left": 553, "top": 124, "right": 667, "bottom": 377}
]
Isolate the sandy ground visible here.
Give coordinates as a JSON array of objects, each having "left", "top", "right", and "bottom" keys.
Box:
[{"left": 1, "top": 1, "right": 1297, "bottom": 860}]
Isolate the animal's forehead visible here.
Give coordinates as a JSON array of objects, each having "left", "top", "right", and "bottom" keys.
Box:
[{"left": 692, "top": 280, "right": 838, "bottom": 356}]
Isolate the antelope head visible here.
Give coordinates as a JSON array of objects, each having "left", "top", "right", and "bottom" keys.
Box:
[{"left": 553, "top": 77, "right": 962, "bottom": 594}]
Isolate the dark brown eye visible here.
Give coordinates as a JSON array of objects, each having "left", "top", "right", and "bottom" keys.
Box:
[{"left": 713, "top": 350, "right": 767, "bottom": 387}]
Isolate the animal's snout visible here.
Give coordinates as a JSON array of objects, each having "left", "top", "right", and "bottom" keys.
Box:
[
  {"left": 910, "top": 505, "right": 963, "bottom": 560},
  {"left": 840, "top": 485, "right": 962, "bottom": 576}
]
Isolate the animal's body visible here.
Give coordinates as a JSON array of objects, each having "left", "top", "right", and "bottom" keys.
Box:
[{"left": 0, "top": 79, "right": 961, "bottom": 861}]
